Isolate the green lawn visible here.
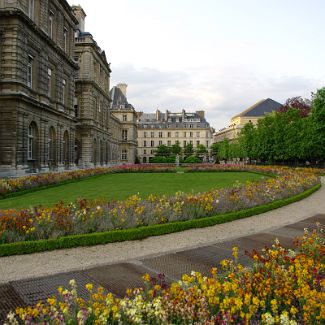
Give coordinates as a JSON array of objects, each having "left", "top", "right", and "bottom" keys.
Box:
[{"left": 0, "top": 172, "right": 266, "bottom": 210}]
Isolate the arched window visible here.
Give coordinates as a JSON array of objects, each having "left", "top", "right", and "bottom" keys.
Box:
[
  {"left": 63, "top": 131, "right": 69, "bottom": 163},
  {"left": 28, "top": 122, "right": 38, "bottom": 160},
  {"left": 48, "top": 127, "right": 56, "bottom": 162}
]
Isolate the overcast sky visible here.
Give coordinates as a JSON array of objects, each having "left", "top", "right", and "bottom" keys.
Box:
[{"left": 68, "top": 0, "right": 325, "bottom": 130}]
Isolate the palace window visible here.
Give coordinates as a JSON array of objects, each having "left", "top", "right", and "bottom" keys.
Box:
[
  {"left": 47, "top": 68, "right": 52, "bottom": 97},
  {"left": 143, "top": 131, "right": 147, "bottom": 138},
  {"left": 144, "top": 140, "right": 147, "bottom": 147},
  {"left": 28, "top": 0, "right": 34, "bottom": 19},
  {"left": 122, "top": 129, "right": 128, "bottom": 141},
  {"left": 175, "top": 131, "right": 179, "bottom": 138},
  {"left": 151, "top": 140, "right": 154, "bottom": 147},
  {"left": 167, "top": 131, "right": 171, "bottom": 137},
  {"left": 62, "top": 79, "right": 66, "bottom": 104},
  {"left": 158, "top": 131, "right": 163, "bottom": 138},
  {"left": 183, "top": 140, "right": 187, "bottom": 147},
  {"left": 27, "top": 55, "right": 33, "bottom": 88},
  {"left": 151, "top": 131, "right": 154, "bottom": 138},
  {"left": 123, "top": 114, "right": 127, "bottom": 121},
  {"left": 183, "top": 131, "right": 186, "bottom": 138},
  {"left": 196, "top": 131, "right": 200, "bottom": 138},
  {"left": 158, "top": 140, "right": 162, "bottom": 146},
  {"left": 196, "top": 140, "right": 200, "bottom": 146},
  {"left": 63, "top": 27, "right": 68, "bottom": 52},
  {"left": 190, "top": 132, "right": 193, "bottom": 137},
  {"left": 49, "top": 11, "right": 54, "bottom": 38},
  {"left": 121, "top": 150, "right": 127, "bottom": 160},
  {"left": 167, "top": 140, "right": 171, "bottom": 146},
  {"left": 28, "top": 122, "right": 38, "bottom": 160}
]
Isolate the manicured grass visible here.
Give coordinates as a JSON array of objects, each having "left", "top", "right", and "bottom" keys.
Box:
[{"left": 0, "top": 172, "right": 265, "bottom": 210}]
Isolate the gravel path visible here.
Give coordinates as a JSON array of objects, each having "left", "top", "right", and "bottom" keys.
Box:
[{"left": 0, "top": 177, "right": 324, "bottom": 284}]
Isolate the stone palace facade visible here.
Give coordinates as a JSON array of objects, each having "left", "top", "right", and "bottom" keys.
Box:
[{"left": 0, "top": 1, "right": 137, "bottom": 177}]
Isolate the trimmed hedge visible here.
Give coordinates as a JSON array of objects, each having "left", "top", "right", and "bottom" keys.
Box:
[{"left": 0, "top": 183, "right": 320, "bottom": 257}]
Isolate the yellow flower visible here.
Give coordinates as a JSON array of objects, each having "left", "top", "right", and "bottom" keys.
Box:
[
  {"left": 86, "top": 283, "right": 93, "bottom": 292},
  {"left": 142, "top": 273, "right": 150, "bottom": 282},
  {"left": 232, "top": 246, "right": 238, "bottom": 259}
]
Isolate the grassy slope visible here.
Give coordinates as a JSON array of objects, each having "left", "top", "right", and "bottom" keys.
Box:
[{"left": 0, "top": 172, "right": 265, "bottom": 210}]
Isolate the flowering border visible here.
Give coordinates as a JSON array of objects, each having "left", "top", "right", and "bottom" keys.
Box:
[
  {"left": 0, "top": 183, "right": 320, "bottom": 256},
  {"left": 5, "top": 226, "right": 324, "bottom": 324}
]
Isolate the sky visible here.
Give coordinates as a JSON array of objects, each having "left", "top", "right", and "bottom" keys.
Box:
[{"left": 68, "top": 0, "right": 325, "bottom": 130}]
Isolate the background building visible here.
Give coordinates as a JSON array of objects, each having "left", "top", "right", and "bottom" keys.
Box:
[
  {"left": 110, "top": 84, "right": 137, "bottom": 164},
  {"left": 214, "top": 98, "right": 282, "bottom": 142},
  {"left": 137, "top": 109, "right": 214, "bottom": 163}
]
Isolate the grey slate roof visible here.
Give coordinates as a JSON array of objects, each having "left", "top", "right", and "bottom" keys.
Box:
[
  {"left": 233, "top": 98, "right": 282, "bottom": 118},
  {"left": 109, "top": 87, "right": 134, "bottom": 110}
]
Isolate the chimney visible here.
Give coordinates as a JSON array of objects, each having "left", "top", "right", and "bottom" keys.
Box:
[
  {"left": 116, "top": 83, "right": 128, "bottom": 97},
  {"left": 196, "top": 110, "right": 205, "bottom": 119},
  {"left": 72, "top": 5, "right": 86, "bottom": 32}
]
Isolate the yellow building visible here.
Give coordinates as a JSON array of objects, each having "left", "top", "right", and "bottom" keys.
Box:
[{"left": 214, "top": 98, "right": 282, "bottom": 142}]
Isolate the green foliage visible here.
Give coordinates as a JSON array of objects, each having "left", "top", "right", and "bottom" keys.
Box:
[
  {"left": 155, "top": 144, "right": 172, "bottom": 157},
  {"left": 195, "top": 144, "right": 207, "bottom": 156},
  {"left": 171, "top": 141, "right": 182, "bottom": 155},
  {"left": 311, "top": 88, "right": 325, "bottom": 160},
  {"left": 184, "top": 155, "right": 201, "bottom": 163},
  {"left": 0, "top": 183, "right": 319, "bottom": 257},
  {"left": 215, "top": 88, "right": 325, "bottom": 164},
  {"left": 184, "top": 143, "right": 194, "bottom": 157}
]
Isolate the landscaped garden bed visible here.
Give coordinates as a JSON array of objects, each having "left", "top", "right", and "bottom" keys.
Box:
[
  {"left": 0, "top": 165, "right": 320, "bottom": 256},
  {"left": 4, "top": 226, "right": 324, "bottom": 324}
]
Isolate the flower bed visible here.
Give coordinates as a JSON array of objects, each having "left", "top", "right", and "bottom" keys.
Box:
[
  {"left": 5, "top": 227, "right": 324, "bottom": 324},
  {"left": 0, "top": 166, "right": 320, "bottom": 247}
]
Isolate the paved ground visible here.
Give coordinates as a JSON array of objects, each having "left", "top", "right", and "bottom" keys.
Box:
[
  {"left": 0, "top": 178, "right": 324, "bottom": 321},
  {"left": 0, "top": 214, "right": 324, "bottom": 322}
]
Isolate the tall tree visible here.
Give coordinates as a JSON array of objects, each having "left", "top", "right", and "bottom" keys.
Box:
[
  {"left": 171, "top": 141, "right": 182, "bottom": 155},
  {"left": 310, "top": 87, "right": 325, "bottom": 160},
  {"left": 278, "top": 96, "right": 311, "bottom": 117},
  {"left": 155, "top": 144, "right": 171, "bottom": 157},
  {"left": 195, "top": 144, "right": 207, "bottom": 156},
  {"left": 184, "top": 143, "right": 194, "bottom": 157}
]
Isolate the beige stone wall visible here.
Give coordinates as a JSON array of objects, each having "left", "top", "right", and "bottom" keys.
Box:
[
  {"left": 111, "top": 109, "right": 138, "bottom": 163},
  {"left": 137, "top": 127, "right": 213, "bottom": 163}
]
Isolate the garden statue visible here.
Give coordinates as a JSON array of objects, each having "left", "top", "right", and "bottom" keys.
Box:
[{"left": 176, "top": 154, "right": 180, "bottom": 167}]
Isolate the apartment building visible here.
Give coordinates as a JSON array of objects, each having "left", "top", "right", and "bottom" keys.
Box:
[{"left": 137, "top": 109, "right": 214, "bottom": 163}]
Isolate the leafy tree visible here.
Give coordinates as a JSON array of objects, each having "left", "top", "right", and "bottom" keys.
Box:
[
  {"left": 184, "top": 143, "right": 194, "bottom": 157},
  {"left": 278, "top": 96, "right": 311, "bottom": 117},
  {"left": 171, "top": 141, "right": 182, "bottom": 155},
  {"left": 210, "top": 142, "right": 219, "bottom": 157},
  {"left": 238, "top": 122, "right": 256, "bottom": 160},
  {"left": 155, "top": 144, "right": 171, "bottom": 157},
  {"left": 195, "top": 144, "right": 207, "bottom": 156},
  {"left": 310, "top": 87, "right": 325, "bottom": 160},
  {"left": 218, "top": 139, "right": 230, "bottom": 161}
]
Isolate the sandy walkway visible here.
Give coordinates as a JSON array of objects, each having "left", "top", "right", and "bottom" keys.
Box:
[{"left": 0, "top": 177, "right": 324, "bottom": 284}]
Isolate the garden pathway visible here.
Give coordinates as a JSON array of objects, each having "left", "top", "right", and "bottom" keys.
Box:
[{"left": 0, "top": 177, "right": 324, "bottom": 320}]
